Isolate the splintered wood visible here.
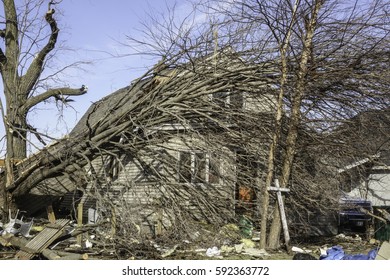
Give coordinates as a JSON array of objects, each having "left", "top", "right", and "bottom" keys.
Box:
[{"left": 15, "top": 219, "right": 69, "bottom": 260}]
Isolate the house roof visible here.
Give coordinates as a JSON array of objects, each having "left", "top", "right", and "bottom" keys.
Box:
[
  {"left": 332, "top": 107, "right": 390, "bottom": 169},
  {"left": 337, "top": 153, "right": 381, "bottom": 173}
]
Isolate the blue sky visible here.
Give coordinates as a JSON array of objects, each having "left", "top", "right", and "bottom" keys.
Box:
[
  {"left": 37, "top": 0, "right": 180, "bottom": 132},
  {"left": 1, "top": 0, "right": 187, "bottom": 154}
]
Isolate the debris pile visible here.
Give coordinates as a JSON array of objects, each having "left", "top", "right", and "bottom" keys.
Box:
[
  {"left": 0, "top": 210, "right": 101, "bottom": 260},
  {"left": 1, "top": 209, "right": 389, "bottom": 260}
]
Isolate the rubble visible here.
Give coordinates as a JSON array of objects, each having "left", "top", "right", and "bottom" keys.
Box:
[
  {"left": 335, "top": 233, "right": 363, "bottom": 242},
  {"left": 0, "top": 213, "right": 386, "bottom": 260},
  {"left": 206, "top": 246, "right": 221, "bottom": 257},
  {"left": 0, "top": 211, "right": 101, "bottom": 260},
  {"left": 243, "top": 247, "right": 270, "bottom": 258},
  {"left": 0, "top": 210, "right": 33, "bottom": 237},
  {"left": 292, "top": 246, "right": 312, "bottom": 254},
  {"left": 320, "top": 245, "right": 378, "bottom": 260}
]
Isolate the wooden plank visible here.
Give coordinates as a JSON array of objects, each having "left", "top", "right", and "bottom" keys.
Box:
[
  {"left": 267, "top": 186, "right": 290, "bottom": 192},
  {"left": 15, "top": 219, "right": 69, "bottom": 259},
  {"left": 47, "top": 205, "right": 56, "bottom": 224},
  {"left": 375, "top": 241, "right": 390, "bottom": 260},
  {"left": 77, "top": 203, "right": 84, "bottom": 245},
  {"left": 272, "top": 179, "right": 291, "bottom": 252},
  {"left": 1, "top": 233, "right": 87, "bottom": 260}
]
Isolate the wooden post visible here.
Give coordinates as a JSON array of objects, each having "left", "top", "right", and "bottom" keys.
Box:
[
  {"left": 47, "top": 205, "right": 56, "bottom": 224},
  {"left": 268, "top": 179, "right": 291, "bottom": 253},
  {"left": 77, "top": 202, "right": 83, "bottom": 246},
  {"left": 156, "top": 208, "right": 163, "bottom": 236},
  {"left": 111, "top": 205, "right": 116, "bottom": 237},
  {"left": 77, "top": 191, "right": 90, "bottom": 245}
]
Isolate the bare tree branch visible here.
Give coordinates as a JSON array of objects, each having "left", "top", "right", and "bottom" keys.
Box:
[{"left": 22, "top": 85, "right": 88, "bottom": 111}]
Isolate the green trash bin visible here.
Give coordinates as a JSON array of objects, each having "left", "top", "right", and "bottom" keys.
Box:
[
  {"left": 238, "top": 215, "right": 254, "bottom": 238},
  {"left": 375, "top": 222, "right": 390, "bottom": 241}
]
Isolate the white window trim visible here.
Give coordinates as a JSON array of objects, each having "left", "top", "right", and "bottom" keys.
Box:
[{"left": 178, "top": 151, "right": 218, "bottom": 184}]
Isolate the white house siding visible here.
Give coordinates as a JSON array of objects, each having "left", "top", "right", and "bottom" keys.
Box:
[
  {"left": 243, "top": 92, "right": 276, "bottom": 114},
  {"left": 347, "top": 171, "right": 390, "bottom": 207},
  {"left": 85, "top": 135, "right": 236, "bottom": 234}
]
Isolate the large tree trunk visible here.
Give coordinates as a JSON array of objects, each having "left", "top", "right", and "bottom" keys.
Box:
[
  {"left": 267, "top": 205, "right": 281, "bottom": 248},
  {"left": 6, "top": 107, "right": 28, "bottom": 161},
  {"left": 0, "top": 1, "right": 87, "bottom": 214},
  {"left": 259, "top": 0, "right": 300, "bottom": 250},
  {"left": 2, "top": 89, "right": 28, "bottom": 214},
  {"left": 267, "top": 0, "right": 323, "bottom": 249}
]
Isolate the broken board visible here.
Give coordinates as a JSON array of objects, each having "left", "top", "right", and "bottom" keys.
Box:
[
  {"left": 375, "top": 241, "right": 390, "bottom": 260},
  {"left": 15, "top": 219, "right": 69, "bottom": 260}
]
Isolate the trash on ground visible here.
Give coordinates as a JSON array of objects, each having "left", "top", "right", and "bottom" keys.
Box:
[
  {"left": 292, "top": 246, "right": 312, "bottom": 254},
  {"left": 243, "top": 247, "right": 270, "bottom": 258},
  {"left": 206, "top": 246, "right": 221, "bottom": 257},
  {"left": 241, "top": 238, "right": 255, "bottom": 248},
  {"left": 238, "top": 215, "right": 253, "bottom": 238},
  {"left": 320, "top": 245, "right": 378, "bottom": 260}
]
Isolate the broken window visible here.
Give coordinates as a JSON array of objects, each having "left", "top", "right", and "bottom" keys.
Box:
[
  {"left": 193, "top": 152, "right": 206, "bottom": 183},
  {"left": 230, "top": 92, "right": 244, "bottom": 109}
]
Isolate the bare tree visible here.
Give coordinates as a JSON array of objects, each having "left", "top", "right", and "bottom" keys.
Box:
[
  {"left": 0, "top": 0, "right": 87, "bottom": 211},
  {"left": 198, "top": 0, "right": 389, "bottom": 248},
  {"left": 2, "top": 0, "right": 388, "bottom": 256}
]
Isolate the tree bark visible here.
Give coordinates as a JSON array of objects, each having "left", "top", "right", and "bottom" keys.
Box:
[
  {"left": 267, "top": 0, "right": 323, "bottom": 249},
  {"left": 259, "top": 0, "right": 300, "bottom": 250},
  {"left": 0, "top": 1, "right": 88, "bottom": 212}
]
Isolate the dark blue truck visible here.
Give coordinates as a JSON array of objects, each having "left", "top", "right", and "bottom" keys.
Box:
[{"left": 338, "top": 197, "right": 373, "bottom": 238}]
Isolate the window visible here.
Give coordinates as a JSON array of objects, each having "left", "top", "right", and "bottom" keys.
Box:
[
  {"left": 177, "top": 151, "right": 220, "bottom": 184},
  {"left": 178, "top": 151, "right": 192, "bottom": 183},
  {"left": 212, "top": 91, "right": 244, "bottom": 109},
  {"left": 212, "top": 91, "right": 229, "bottom": 108},
  {"left": 208, "top": 155, "right": 220, "bottom": 184},
  {"left": 104, "top": 155, "right": 121, "bottom": 181},
  {"left": 230, "top": 92, "right": 244, "bottom": 109}
]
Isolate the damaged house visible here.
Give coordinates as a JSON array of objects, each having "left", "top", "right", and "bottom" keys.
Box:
[
  {"left": 1, "top": 48, "right": 344, "bottom": 240},
  {"left": 4, "top": 49, "right": 281, "bottom": 237}
]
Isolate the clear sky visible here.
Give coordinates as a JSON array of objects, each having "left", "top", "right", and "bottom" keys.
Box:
[{"left": 0, "top": 0, "right": 187, "bottom": 154}]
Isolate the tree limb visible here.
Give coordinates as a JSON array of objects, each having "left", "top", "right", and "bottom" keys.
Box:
[
  {"left": 19, "top": 6, "right": 59, "bottom": 95},
  {"left": 3, "top": 0, "right": 20, "bottom": 72},
  {"left": 0, "top": 48, "right": 6, "bottom": 69},
  {"left": 22, "top": 86, "right": 88, "bottom": 111}
]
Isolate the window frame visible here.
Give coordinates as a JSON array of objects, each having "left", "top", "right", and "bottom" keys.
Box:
[{"left": 177, "top": 150, "right": 220, "bottom": 185}]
